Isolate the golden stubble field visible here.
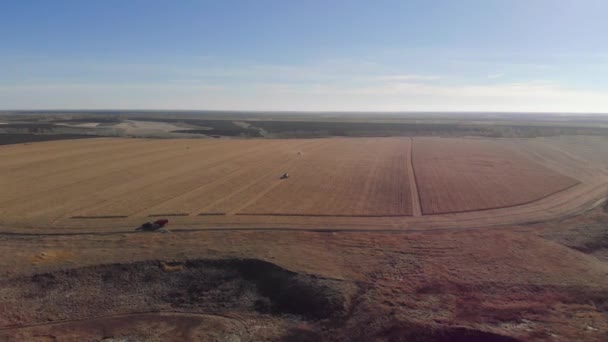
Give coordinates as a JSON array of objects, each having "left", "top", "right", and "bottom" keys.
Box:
[{"left": 0, "top": 136, "right": 605, "bottom": 230}]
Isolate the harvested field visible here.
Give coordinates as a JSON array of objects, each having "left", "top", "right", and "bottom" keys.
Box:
[
  {"left": 1, "top": 136, "right": 605, "bottom": 230},
  {"left": 0, "top": 137, "right": 414, "bottom": 227},
  {"left": 238, "top": 138, "right": 413, "bottom": 216},
  {"left": 412, "top": 138, "right": 580, "bottom": 214},
  {"left": 535, "top": 135, "right": 608, "bottom": 171}
]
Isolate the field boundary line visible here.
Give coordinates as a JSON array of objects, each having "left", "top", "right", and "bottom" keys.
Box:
[
  {"left": 408, "top": 137, "right": 423, "bottom": 216},
  {"left": 421, "top": 181, "right": 581, "bottom": 215},
  {"left": 148, "top": 213, "right": 189, "bottom": 217},
  {"left": 70, "top": 215, "right": 128, "bottom": 219},
  {"left": 234, "top": 213, "right": 410, "bottom": 217}
]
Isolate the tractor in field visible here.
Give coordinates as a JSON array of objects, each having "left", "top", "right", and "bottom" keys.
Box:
[
  {"left": 136, "top": 219, "right": 170, "bottom": 233},
  {"left": 280, "top": 173, "right": 289, "bottom": 179}
]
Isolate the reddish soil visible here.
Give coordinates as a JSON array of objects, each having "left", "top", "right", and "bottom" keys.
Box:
[{"left": 1, "top": 205, "right": 607, "bottom": 341}]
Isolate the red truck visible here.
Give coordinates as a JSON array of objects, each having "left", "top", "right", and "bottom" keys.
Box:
[{"left": 136, "top": 219, "right": 170, "bottom": 233}]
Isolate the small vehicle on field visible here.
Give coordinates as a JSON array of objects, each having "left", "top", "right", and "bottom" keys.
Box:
[{"left": 136, "top": 219, "right": 170, "bottom": 233}]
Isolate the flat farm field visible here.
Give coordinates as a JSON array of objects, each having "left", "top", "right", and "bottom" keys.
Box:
[
  {"left": 0, "top": 137, "right": 414, "bottom": 227},
  {"left": 412, "top": 138, "right": 579, "bottom": 214},
  {"left": 0, "top": 136, "right": 602, "bottom": 230},
  {"left": 238, "top": 138, "right": 413, "bottom": 216}
]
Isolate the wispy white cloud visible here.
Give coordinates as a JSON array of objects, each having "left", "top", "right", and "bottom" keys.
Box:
[
  {"left": 240, "top": 80, "right": 608, "bottom": 112},
  {"left": 2, "top": 56, "right": 607, "bottom": 113},
  {"left": 2, "top": 79, "right": 607, "bottom": 113},
  {"left": 0, "top": 82, "right": 224, "bottom": 91},
  {"left": 375, "top": 74, "right": 441, "bottom": 82},
  {"left": 487, "top": 73, "right": 505, "bottom": 79}
]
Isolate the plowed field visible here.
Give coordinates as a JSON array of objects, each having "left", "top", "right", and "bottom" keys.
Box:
[{"left": 412, "top": 138, "right": 579, "bottom": 214}]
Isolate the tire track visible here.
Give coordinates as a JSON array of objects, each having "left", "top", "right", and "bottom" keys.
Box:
[{"left": 408, "top": 137, "right": 422, "bottom": 216}]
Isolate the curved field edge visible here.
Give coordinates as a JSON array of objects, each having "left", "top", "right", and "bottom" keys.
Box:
[{"left": 411, "top": 137, "right": 582, "bottom": 215}]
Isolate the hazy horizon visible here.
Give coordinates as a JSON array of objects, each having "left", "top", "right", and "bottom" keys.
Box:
[{"left": 2, "top": 1, "right": 608, "bottom": 112}]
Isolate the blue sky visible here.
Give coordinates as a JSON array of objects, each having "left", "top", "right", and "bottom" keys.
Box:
[{"left": 1, "top": 0, "right": 607, "bottom": 112}]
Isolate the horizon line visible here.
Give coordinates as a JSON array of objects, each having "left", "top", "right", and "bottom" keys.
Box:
[{"left": 2, "top": 109, "right": 608, "bottom": 116}]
